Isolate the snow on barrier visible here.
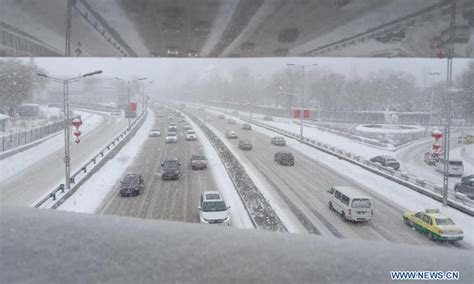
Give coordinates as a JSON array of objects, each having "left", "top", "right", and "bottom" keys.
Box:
[
  {"left": 185, "top": 111, "right": 287, "bottom": 232},
  {"left": 218, "top": 111, "right": 474, "bottom": 216},
  {"left": 34, "top": 111, "right": 148, "bottom": 209}
]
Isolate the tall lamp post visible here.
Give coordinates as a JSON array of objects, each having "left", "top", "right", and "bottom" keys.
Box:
[
  {"left": 286, "top": 63, "right": 317, "bottom": 141},
  {"left": 115, "top": 77, "right": 147, "bottom": 128},
  {"left": 37, "top": 70, "right": 103, "bottom": 190}
]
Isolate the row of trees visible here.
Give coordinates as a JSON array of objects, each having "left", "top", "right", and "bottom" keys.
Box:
[
  {"left": 178, "top": 61, "right": 473, "bottom": 123},
  {"left": 0, "top": 59, "right": 46, "bottom": 116}
]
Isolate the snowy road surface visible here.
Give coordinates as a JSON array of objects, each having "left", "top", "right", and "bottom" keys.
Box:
[
  {"left": 0, "top": 110, "right": 128, "bottom": 206},
  {"left": 189, "top": 107, "right": 473, "bottom": 249},
  {"left": 97, "top": 112, "right": 253, "bottom": 229}
]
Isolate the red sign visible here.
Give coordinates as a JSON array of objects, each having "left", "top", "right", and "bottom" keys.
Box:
[
  {"left": 431, "top": 130, "right": 443, "bottom": 141},
  {"left": 304, "top": 109, "right": 310, "bottom": 118},
  {"left": 293, "top": 109, "right": 310, "bottom": 118},
  {"left": 130, "top": 102, "right": 137, "bottom": 112}
]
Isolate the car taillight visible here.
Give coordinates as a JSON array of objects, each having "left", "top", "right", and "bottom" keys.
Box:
[{"left": 348, "top": 209, "right": 352, "bottom": 215}]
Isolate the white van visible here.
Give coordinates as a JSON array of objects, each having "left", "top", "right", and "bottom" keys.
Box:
[
  {"left": 436, "top": 159, "right": 463, "bottom": 177},
  {"left": 328, "top": 186, "right": 373, "bottom": 222}
]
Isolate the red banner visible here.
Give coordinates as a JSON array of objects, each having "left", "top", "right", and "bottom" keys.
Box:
[
  {"left": 293, "top": 109, "right": 310, "bottom": 118},
  {"left": 130, "top": 102, "right": 137, "bottom": 112}
]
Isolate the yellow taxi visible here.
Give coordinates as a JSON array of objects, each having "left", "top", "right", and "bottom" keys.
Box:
[{"left": 403, "top": 209, "right": 463, "bottom": 242}]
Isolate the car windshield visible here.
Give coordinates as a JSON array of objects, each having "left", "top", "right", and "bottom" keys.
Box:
[
  {"left": 168, "top": 133, "right": 176, "bottom": 137},
  {"left": 187, "top": 131, "right": 195, "bottom": 134},
  {"left": 192, "top": 155, "right": 205, "bottom": 160},
  {"left": 449, "top": 161, "right": 463, "bottom": 166},
  {"left": 163, "top": 161, "right": 178, "bottom": 168},
  {"left": 351, "top": 199, "right": 371, "bottom": 208},
  {"left": 435, "top": 218, "right": 455, "bottom": 226},
  {"left": 202, "top": 201, "right": 226, "bottom": 212}
]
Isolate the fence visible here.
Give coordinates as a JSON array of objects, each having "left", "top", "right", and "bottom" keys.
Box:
[
  {"left": 34, "top": 111, "right": 147, "bottom": 209},
  {"left": 1, "top": 115, "right": 80, "bottom": 153}
]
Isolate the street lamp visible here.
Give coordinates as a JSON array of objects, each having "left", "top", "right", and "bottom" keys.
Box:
[
  {"left": 286, "top": 63, "right": 317, "bottom": 141},
  {"left": 115, "top": 76, "right": 147, "bottom": 128},
  {"left": 36, "top": 70, "right": 103, "bottom": 190}
]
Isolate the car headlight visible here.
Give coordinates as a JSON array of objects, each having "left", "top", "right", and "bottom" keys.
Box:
[{"left": 175, "top": 170, "right": 179, "bottom": 174}]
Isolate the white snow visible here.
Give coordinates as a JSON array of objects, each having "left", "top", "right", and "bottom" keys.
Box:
[
  {"left": 184, "top": 113, "right": 254, "bottom": 229},
  {"left": 194, "top": 104, "right": 474, "bottom": 246},
  {"left": 59, "top": 112, "right": 154, "bottom": 213},
  {"left": 236, "top": 113, "right": 474, "bottom": 246},
  {"left": 0, "top": 110, "right": 103, "bottom": 183}
]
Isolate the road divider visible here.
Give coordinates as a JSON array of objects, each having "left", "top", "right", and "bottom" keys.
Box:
[{"left": 184, "top": 111, "right": 287, "bottom": 232}]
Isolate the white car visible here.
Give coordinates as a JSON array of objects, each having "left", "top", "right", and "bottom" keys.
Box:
[
  {"left": 186, "top": 130, "right": 197, "bottom": 141},
  {"left": 165, "top": 133, "right": 178, "bottom": 144},
  {"left": 168, "top": 123, "right": 177, "bottom": 131},
  {"left": 199, "top": 191, "right": 230, "bottom": 226},
  {"left": 228, "top": 118, "right": 236, "bottom": 124},
  {"left": 149, "top": 129, "right": 160, "bottom": 137},
  {"left": 226, "top": 130, "right": 238, "bottom": 139}
]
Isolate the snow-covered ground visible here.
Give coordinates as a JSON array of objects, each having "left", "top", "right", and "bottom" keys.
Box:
[
  {"left": 0, "top": 110, "right": 103, "bottom": 183},
  {"left": 59, "top": 112, "right": 154, "bottom": 213},
  {"left": 193, "top": 104, "right": 474, "bottom": 246}
]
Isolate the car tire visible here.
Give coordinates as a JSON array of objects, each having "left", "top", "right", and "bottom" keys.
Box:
[
  {"left": 329, "top": 201, "right": 334, "bottom": 211},
  {"left": 341, "top": 212, "right": 347, "bottom": 222},
  {"left": 427, "top": 231, "right": 434, "bottom": 241}
]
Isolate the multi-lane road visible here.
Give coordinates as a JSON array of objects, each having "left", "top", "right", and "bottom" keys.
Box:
[
  {"left": 98, "top": 113, "right": 220, "bottom": 224},
  {"left": 0, "top": 110, "right": 128, "bottom": 206},
  {"left": 186, "top": 107, "right": 472, "bottom": 249}
]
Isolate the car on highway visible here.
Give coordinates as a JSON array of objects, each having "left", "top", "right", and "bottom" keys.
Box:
[
  {"left": 218, "top": 114, "right": 225, "bottom": 119},
  {"left": 167, "top": 115, "right": 174, "bottom": 120},
  {"left": 226, "top": 130, "right": 238, "bottom": 139},
  {"left": 149, "top": 129, "right": 161, "bottom": 137},
  {"left": 370, "top": 155, "right": 400, "bottom": 170},
  {"left": 178, "top": 117, "right": 186, "bottom": 122},
  {"left": 191, "top": 153, "right": 207, "bottom": 170},
  {"left": 435, "top": 158, "right": 463, "bottom": 177},
  {"left": 263, "top": 115, "right": 274, "bottom": 121},
  {"left": 327, "top": 186, "right": 373, "bottom": 222},
  {"left": 403, "top": 209, "right": 464, "bottom": 242},
  {"left": 198, "top": 191, "right": 230, "bottom": 225},
  {"left": 232, "top": 110, "right": 239, "bottom": 115},
  {"left": 241, "top": 123, "right": 252, "bottom": 130},
  {"left": 168, "top": 123, "right": 177, "bottom": 131},
  {"left": 186, "top": 130, "right": 197, "bottom": 141},
  {"left": 119, "top": 173, "right": 144, "bottom": 197},
  {"left": 198, "top": 106, "right": 204, "bottom": 111},
  {"left": 161, "top": 158, "right": 181, "bottom": 180},
  {"left": 182, "top": 123, "right": 192, "bottom": 130},
  {"left": 454, "top": 176, "right": 474, "bottom": 199},
  {"left": 165, "top": 132, "right": 178, "bottom": 144},
  {"left": 228, "top": 118, "right": 236, "bottom": 124},
  {"left": 274, "top": 151, "right": 294, "bottom": 166},
  {"left": 271, "top": 136, "right": 286, "bottom": 146},
  {"left": 238, "top": 140, "right": 253, "bottom": 150},
  {"left": 423, "top": 152, "right": 438, "bottom": 165},
  {"left": 110, "top": 110, "right": 121, "bottom": 116}
]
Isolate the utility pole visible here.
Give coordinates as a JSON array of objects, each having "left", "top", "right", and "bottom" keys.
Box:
[
  {"left": 65, "top": 0, "right": 72, "bottom": 56},
  {"left": 442, "top": 0, "right": 457, "bottom": 207},
  {"left": 37, "top": 70, "right": 103, "bottom": 190},
  {"left": 287, "top": 63, "right": 317, "bottom": 141}
]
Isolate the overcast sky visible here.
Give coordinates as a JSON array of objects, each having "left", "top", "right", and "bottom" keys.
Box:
[{"left": 27, "top": 57, "right": 471, "bottom": 89}]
